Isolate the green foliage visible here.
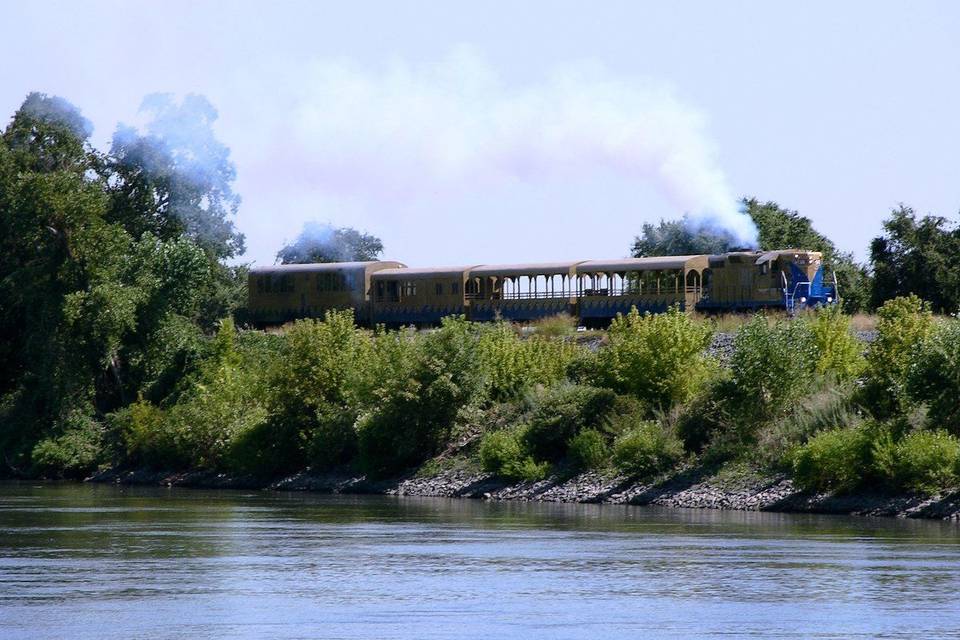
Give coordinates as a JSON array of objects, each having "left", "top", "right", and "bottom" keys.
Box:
[
  {"left": 861, "top": 295, "right": 933, "bottom": 419},
  {"left": 870, "top": 205, "right": 960, "bottom": 313},
  {"left": 265, "top": 310, "right": 371, "bottom": 471},
  {"left": 108, "top": 94, "right": 244, "bottom": 259},
  {"left": 756, "top": 384, "right": 862, "bottom": 468},
  {"left": 276, "top": 222, "right": 383, "bottom": 264},
  {"left": 808, "top": 306, "right": 865, "bottom": 381},
  {"left": 612, "top": 421, "right": 684, "bottom": 478},
  {"left": 31, "top": 411, "right": 106, "bottom": 478},
  {"left": 730, "top": 315, "right": 818, "bottom": 423},
  {"left": 478, "top": 429, "right": 550, "bottom": 481},
  {"left": 522, "top": 383, "right": 617, "bottom": 461},
  {"left": 598, "top": 306, "right": 714, "bottom": 411},
  {"left": 567, "top": 429, "right": 609, "bottom": 471},
  {"left": 357, "top": 317, "right": 486, "bottom": 477},
  {"left": 873, "top": 430, "right": 960, "bottom": 494},
  {"left": 906, "top": 319, "right": 960, "bottom": 436},
  {"left": 792, "top": 427, "right": 872, "bottom": 493},
  {"left": 675, "top": 375, "right": 738, "bottom": 455},
  {"left": 631, "top": 215, "right": 734, "bottom": 257},
  {"left": 113, "top": 400, "right": 180, "bottom": 469},
  {"left": 476, "top": 322, "right": 577, "bottom": 400}
]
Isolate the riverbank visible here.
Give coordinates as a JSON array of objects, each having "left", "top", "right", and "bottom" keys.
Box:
[{"left": 88, "top": 461, "right": 960, "bottom": 520}]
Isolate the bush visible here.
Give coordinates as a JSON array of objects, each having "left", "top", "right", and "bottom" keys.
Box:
[
  {"left": 478, "top": 429, "right": 549, "bottom": 481},
  {"left": 730, "top": 315, "right": 818, "bottom": 424},
  {"left": 861, "top": 295, "right": 933, "bottom": 419},
  {"left": 598, "top": 306, "right": 714, "bottom": 411},
  {"left": 875, "top": 430, "right": 960, "bottom": 494},
  {"left": 756, "top": 384, "right": 862, "bottom": 468},
  {"left": 792, "top": 427, "right": 872, "bottom": 493},
  {"left": 612, "top": 421, "right": 684, "bottom": 478},
  {"left": 357, "top": 317, "right": 487, "bottom": 477},
  {"left": 266, "top": 310, "right": 371, "bottom": 470},
  {"left": 675, "top": 375, "right": 737, "bottom": 455},
  {"left": 809, "top": 306, "right": 865, "bottom": 382},
  {"left": 906, "top": 319, "right": 960, "bottom": 435},
  {"left": 522, "top": 383, "right": 617, "bottom": 461},
  {"left": 567, "top": 429, "right": 609, "bottom": 471},
  {"left": 476, "top": 322, "right": 578, "bottom": 400},
  {"left": 113, "top": 400, "right": 183, "bottom": 469},
  {"left": 31, "top": 411, "right": 106, "bottom": 478}
]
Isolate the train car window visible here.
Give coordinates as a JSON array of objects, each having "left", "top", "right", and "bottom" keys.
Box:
[
  {"left": 376, "top": 281, "right": 385, "bottom": 299},
  {"left": 759, "top": 263, "right": 769, "bottom": 276},
  {"left": 435, "top": 283, "right": 443, "bottom": 296},
  {"left": 451, "top": 281, "right": 460, "bottom": 295},
  {"left": 402, "top": 281, "right": 417, "bottom": 297}
]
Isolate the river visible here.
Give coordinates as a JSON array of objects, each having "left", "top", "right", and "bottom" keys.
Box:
[{"left": 1, "top": 483, "right": 958, "bottom": 639}]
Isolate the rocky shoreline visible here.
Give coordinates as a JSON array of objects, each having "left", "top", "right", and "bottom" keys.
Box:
[{"left": 89, "top": 462, "right": 960, "bottom": 520}]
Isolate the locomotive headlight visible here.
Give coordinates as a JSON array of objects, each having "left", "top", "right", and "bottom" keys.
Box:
[
  {"left": 827, "top": 296, "right": 833, "bottom": 303},
  {"left": 799, "top": 296, "right": 807, "bottom": 304}
]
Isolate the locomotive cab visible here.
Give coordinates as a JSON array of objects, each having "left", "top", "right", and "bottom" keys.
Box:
[{"left": 764, "top": 250, "right": 837, "bottom": 310}]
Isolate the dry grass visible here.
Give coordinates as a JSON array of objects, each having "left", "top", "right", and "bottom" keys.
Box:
[
  {"left": 530, "top": 313, "right": 578, "bottom": 338},
  {"left": 848, "top": 313, "right": 878, "bottom": 332}
]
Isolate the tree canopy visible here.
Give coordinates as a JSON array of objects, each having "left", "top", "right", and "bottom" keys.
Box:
[
  {"left": 870, "top": 205, "right": 960, "bottom": 313},
  {"left": 0, "top": 92, "right": 246, "bottom": 472},
  {"left": 276, "top": 222, "right": 384, "bottom": 264}
]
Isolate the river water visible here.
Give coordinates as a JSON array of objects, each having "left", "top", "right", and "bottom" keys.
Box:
[{"left": 1, "top": 483, "right": 959, "bottom": 639}]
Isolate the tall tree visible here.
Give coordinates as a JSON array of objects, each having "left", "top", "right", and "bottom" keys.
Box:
[
  {"left": 870, "top": 205, "right": 960, "bottom": 312},
  {"left": 276, "top": 222, "right": 384, "bottom": 264},
  {"left": 631, "top": 216, "right": 734, "bottom": 257},
  {"left": 108, "top": 93, "right": 245, "bottom": 260}
]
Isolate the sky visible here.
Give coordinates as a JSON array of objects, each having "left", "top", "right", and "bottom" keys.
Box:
[{"left": 2, "top": 1, "right": 959, "bottom": 267}]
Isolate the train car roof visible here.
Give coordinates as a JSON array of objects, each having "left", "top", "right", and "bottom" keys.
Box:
[
  {"left": 250, "top": 261, "right": 405, "bottom": 274},
  {"left": 371, "top": 266, "right": 478, "bottom": 279},
  {"left": 469, "top": 261, "right": 585, "bottom": 277},
  {"left": 577, "top": 256, "right": 704, "bottom": 272}
]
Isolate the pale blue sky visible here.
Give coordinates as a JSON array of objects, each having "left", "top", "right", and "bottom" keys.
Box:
[{"left": 2, "top": 1, "right": 958, "bottom": 266}]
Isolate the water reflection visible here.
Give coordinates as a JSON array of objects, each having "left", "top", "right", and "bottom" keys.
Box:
[{"left": 1, "top": 483, "right": 958, "bottom": 639}]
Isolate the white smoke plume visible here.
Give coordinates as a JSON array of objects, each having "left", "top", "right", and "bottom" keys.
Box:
[{"left": 255, "top": 49, "right": 757, "bottom": 248}]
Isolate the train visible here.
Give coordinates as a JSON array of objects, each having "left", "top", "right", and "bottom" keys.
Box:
[{"left": 247, "top": 249, "right": 837, "bottom": 327}]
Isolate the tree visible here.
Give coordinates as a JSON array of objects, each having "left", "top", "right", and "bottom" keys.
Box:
[
  {"left": 869, "top": 205, "right": 960, "bottom": 312},
  {"left": 631, "top": 216, "right": 734, "bottom": 257},
  {"left": 276, "top": 222, "right": 384, "bottom": 264},
  {"left": 107, "top": 93, "right": 245, "bottom": 260},
  {"left": 0, "top": 92, "right": 248, "bottom": 475}
]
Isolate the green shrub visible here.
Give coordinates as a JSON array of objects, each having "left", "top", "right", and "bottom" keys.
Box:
[
  {"left": 567, "top": 429, "right": 609, "bottom": 471},
  {"left": 598, "top": 306, "right": 714, "bottom": 411},
  {"left": 809, "top": 305, "right": 865, "bottom": 382},
  {"left": 906, "top": 319, "right": 960, "bottom": 435},
  {"left": 612, "top": 421, "right": 684, "bottom": 478},
  {"left": 266, "top": 310, "right": 372, "bottom": 470},
  {"left": 522, "top": 383, "right": 617, "bottom": 461},
  {"left": 476, "top": 322, "right": 578, "bottom": 400},
  {"left": 357, "top": 317, "right": 487, "bottom": 477},
  {"left": 756, "top": 384, "right": 862, "bottom": 468},
  {"left": 730, "top": 315, "right": 818, "bottom": 424},
  {"left": 478, "top": 429, "right": 549, "bottom": 481},
  {"left": 792, "top": 427, "right": 872, "bottom": 493},
  {"left": 113, "top": 400, "right": 184, "bottom": 469},
  {"left": 675, "top": 375, "right": 737, "bottom": 455},
  {"left": 861, "top": 295, "right": 933, "bottom": 419},
  {"left": 876, "top": 430, "right": 960, "bottom": 494},
  {"left": 31, "top": 411, "right": 106, "bottom": 478}
]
